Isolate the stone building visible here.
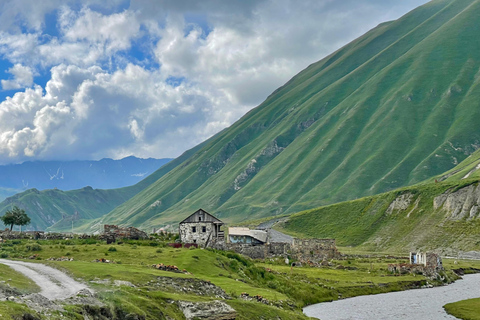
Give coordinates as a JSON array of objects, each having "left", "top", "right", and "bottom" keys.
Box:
[
  {"left": 179, "top": 209, "right": 225, "bottom": 247},
  {"left": 388, "top": 251, "right": 443, "bottom": 277}
]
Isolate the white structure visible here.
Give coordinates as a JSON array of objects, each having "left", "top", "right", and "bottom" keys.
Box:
[{"left": 228, "top": 227, "right": 267, "bottom": 245}]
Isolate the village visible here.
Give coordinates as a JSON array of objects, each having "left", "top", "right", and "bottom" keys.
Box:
[
  {"left": 0, "top": 208, "right": 466, "bottom": 320},
  {"left": 81, "top": 208, "right": 442, "bottom": 277},
  {"left": 0, "top": 208, "right": 444, "bottom": 277}
]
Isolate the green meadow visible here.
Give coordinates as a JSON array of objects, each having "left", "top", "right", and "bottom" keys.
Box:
[{"left": 0, "top": 237, "right": 474, "bottom": 319}]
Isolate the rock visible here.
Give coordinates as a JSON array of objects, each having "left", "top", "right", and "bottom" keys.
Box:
[
  {"left": 387, "top": 193, "right": 413, "bottom": 214},
  {"left": 151, "top": 277, "right": 230, "bottom": 299},
  {"left": 177, "top": 300, "right": 236, "bottom": 320},
  {"left": 434, "top": 184, "right": 480, "bottom": 219},
  {"left": 114, "top": 280, "right": 136, "bottom": 287},
  {"left": 7, "top": 296, "right": 14, "bottom": 301}
]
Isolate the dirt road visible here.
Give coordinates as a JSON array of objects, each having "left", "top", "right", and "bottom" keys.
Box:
[{"left": 0, "top": 259, "right": 88, "bottom": 300}]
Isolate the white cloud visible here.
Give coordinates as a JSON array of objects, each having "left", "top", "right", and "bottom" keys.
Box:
[
  {"left": 0, "top": 0, "right": 430, "bottom": 164},
  {"left": 0, "top": 63, "right": 233, "bottom": 163},
  {"left": 1, "top": 64, "right": 35, "bottom": 90}
]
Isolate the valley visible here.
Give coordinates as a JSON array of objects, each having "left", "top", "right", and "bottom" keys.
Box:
[
  {"left": 1, "top": 0, "right": 480, "bottom": 319},
  {"left": 0, "top": 236, "right": 477, "bottom": 319}
]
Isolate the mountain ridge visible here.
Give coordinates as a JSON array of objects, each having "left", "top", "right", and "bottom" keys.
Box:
[
  {"left": 0, "top": 156, "right": 171, "bottom": 201},
  {"left": 279, "top": 150, "right": 480, "bottom": 252},
  {"left": 77, "top": 0, "right": 480, "bottom": 231}
]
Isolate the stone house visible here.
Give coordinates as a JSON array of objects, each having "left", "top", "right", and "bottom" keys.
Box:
[
  {"left": 388, "top": 252, "right": 443, "bottom": 277},
  {"left": 179, "top": 209, "right": 225, "bottom": 247},
  {"left": 409, "top": 252, "right": 443, "bottom": 270}
]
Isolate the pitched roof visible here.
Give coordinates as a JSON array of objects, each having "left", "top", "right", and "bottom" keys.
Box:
[{"left": 179, "top": 209, "right": 224, "bottom": 224}]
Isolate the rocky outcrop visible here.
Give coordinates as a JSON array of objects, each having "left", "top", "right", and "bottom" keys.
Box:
[
  {"left": 434, "top": 184, "right": 480, "bottom": 219},
  {"left": 386, "top": 193, "right": 414, "bottom": 214},
  {"left": 177, "top": 300, "right": 236, "bottom": 320},
  {"left": 148, "top": 277, "right": 230, "bottom": 299}
]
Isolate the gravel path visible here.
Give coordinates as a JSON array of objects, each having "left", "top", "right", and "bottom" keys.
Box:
[{"left": 0, "top": 259, "right": 88, "bottom": 300}]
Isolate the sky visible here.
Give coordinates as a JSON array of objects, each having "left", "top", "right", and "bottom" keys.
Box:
[{"left": 0, "top": 0, "right": 430, "bottom": 165}]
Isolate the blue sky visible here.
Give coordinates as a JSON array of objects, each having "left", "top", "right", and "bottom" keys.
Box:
[{"left": 0, "top": 0, "right": 429, "bottom": 165}]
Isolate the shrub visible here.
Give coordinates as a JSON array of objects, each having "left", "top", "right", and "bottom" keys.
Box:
[
  {"left": 0, "top": 253, "right": 8, "bottom": 258},
  {"left": 26, "top": 244, "right": 42, "bottom": 252},
  {"left": 108, "top": 247, "right": 117, "bottom": 252},
  {"left": 155, "top": 249, "right": 163, "bottom": 253}
]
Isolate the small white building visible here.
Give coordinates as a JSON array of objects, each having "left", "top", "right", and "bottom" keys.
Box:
[{"left": 228, "top": 227, "right": 267, "bottom": 245}]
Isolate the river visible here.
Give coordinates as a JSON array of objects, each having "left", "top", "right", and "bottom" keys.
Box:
[{"left": 303, "top": 273, "right": 480, "bottom": 319}]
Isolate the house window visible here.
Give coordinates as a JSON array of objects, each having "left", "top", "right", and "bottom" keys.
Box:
[
  {"left": 199, "top": 216, "right": 202, "bottom": 221},
  {"left": 202, "top": 226, "right": 206, "bottom": 232},
  {"left": 192, "top": 226, "right": 196, "bottom": 233}
]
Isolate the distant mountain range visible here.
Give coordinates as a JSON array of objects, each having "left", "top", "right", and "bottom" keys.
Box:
[
  {"left": 0, "top": 157, "right": 171, "bottom": 201},
  {"left": 0, "top": 151, "right": 194, "bottom": 230}
]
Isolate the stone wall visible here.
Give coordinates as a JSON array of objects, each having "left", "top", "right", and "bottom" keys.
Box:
[
  {"left": 211, "top": 238, "right": 339, "bottom": 263},
  {"left": 290, "top": 238, "right": 339, "bottom": 263},
  {"left": 103, "top": 225, "right": 148, "bottom": 243},
  {"left": 179, "top": 222, "right": 215, "bottom": 247}
]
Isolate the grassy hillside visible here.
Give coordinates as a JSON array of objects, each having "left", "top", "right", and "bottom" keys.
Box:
[
  {"left": 279, "top": 150, "right": 480, "bottom": 252},
  {"left": 86, "top": 0, "right": 480, "bottom": 231},
  {"left": 0, "top": 142, "right": 205, "bottom": 231}
]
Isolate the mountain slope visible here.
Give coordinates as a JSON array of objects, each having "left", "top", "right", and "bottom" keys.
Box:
[
  {"left": 280, "top": 149, "right": 480, "bottom": 252},
  {"left": 86, "top": 0, "right": 480, "bottom": 230}
]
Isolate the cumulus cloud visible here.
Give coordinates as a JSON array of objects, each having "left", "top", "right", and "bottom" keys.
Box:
[
  {"left": 1, "top": 64, "right": 34, "bottom": 90},
  {"left": 0, "top": 0, "right": 430, "bottom": 164},
  {"left": 0, "top": 63, "right": 232, "bottom": 162}
]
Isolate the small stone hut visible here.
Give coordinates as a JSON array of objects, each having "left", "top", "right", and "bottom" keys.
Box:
[{"left": 179, "top": 209, "right": 225, "bottom": 247}]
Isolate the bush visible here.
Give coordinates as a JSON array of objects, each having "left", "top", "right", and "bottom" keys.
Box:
[
  {"left": 155, "top": 249, "right": 163, "bottom": 253},
  {"left": 108, "top": 247, "right": 117, "bottom": 252},
  {"left": 0, "top": 253, "right": 8, "bottom": 258},
  {"left": 26, "top": 244, "right": 42, "bottom": 252}
]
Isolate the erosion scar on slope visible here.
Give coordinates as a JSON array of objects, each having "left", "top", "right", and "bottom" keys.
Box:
[{"left": 0, "top": 259, "right": 88, "bottom": 300}]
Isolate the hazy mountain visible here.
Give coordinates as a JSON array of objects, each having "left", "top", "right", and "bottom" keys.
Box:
[
  {"left": 0, "top": 157, "right": 171, "bottom": 197},
  {"left": 0, "top": 155, "right": 185, "bottom": 230}
]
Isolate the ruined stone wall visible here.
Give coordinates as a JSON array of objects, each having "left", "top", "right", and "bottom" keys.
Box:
[
  {"left": 179, "top": 222, "right": 215, "bottom": 247},
  {"left": 211, "top": 238, "right": 339, "bottom": 263},
  {"left": 290, "top": 238, "right": 339, "bottom": 262},
  {"left": 103, "top": 225, "right": 148, "bottom": 241}
]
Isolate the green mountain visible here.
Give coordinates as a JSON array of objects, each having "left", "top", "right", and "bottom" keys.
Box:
[
  {"left": 280, "top": 149, "right": 480, "bottom": 252},
  {"left": 0, "top": 145, "right": 202, "bottom": 230},
  {"left": 83, "top": 0, "right": 480, "bottom": 231}
]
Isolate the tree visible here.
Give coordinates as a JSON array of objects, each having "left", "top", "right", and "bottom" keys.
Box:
[{"left": 0, "top": 206, "right": 31, "bottom": 231}]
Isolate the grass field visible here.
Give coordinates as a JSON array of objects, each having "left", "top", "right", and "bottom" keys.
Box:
[
  {"left": 0, "top": 236, "right": 474, "bottom": 319},
  {"left": 444, "top": 298, "right": 480, "bottom": 320}
]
